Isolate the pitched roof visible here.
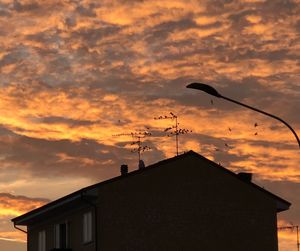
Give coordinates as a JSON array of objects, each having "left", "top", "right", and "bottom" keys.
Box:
[{"left": 12, "top": 150, "right": 291, "bottom": 225}]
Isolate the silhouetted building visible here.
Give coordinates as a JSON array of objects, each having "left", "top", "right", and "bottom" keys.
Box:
[{"left": 12, "top": 151, "right": 290, "bottom": 251}]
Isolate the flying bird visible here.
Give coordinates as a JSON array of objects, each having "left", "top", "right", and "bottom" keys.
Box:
[
  {"left": 254, "top": 122, "right": 258, "bottom": 127},
  {"left": 228, "top": 127, "right": 232, "bottom": 132},
  {"left": 254, "top": 132, "right": 258, "bottom": 136}
]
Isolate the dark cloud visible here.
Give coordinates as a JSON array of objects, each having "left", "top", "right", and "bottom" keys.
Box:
[
  {"left": 75, "top": 4, "right": 97, "bottom": 17},
  {"left": 0, "top": 9, "right": 11, "bottom": 17},
  {"left": 13, "top": 0, "right": 40, "bottom": 13},
  {"left": 0, "top": 136, "right": 112, "bottom": 177},
  {"left": 145, "top": 18, "right": 197, "bottom": 44},
  {"left": 0, "top": 48, "right": 24, "bottom": 68},
  {"left": 262, "top": 0, "right": 299, "bottom": 16},
  {"left": 72, "top": 25, "right": 122, "bottom": 46},
  {"left": 0, "top": 193, "right": 49, "bottom": 206},
  {"left": 0, "top": 131, "right": 165, "bottom": 181},
  {"left": 40, "top": 116, "right": 96, "bottom": 127},
  {"left": 26, "top": 29, "right": 63, "bottom": 47}
]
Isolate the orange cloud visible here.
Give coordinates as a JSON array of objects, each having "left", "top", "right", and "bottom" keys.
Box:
[
  {"left": 0, "top": 231, "right": 26, "bottom": 243},
  {"left": 0, "top": 193, "right": 49, "bottom": 217},
  {"left": 0, "top": 193, "right": 49, "bottom": 243},
  {"left": 95, "top": 0, "right": 205, "bottom": 26}
]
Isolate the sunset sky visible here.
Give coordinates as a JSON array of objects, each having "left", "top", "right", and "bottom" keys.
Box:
[{"left": 0, "top": 0, "right": 300, "bottom": 250}]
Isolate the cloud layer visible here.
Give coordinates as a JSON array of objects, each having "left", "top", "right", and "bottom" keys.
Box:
[
  {"left": 0, "top": 193, "right": 49, "bottom": 243},
  {"left": 0, "top": 0, "right": 300, "bottom": 250}
]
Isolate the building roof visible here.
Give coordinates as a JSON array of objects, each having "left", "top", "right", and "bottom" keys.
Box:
[{"left": 12, "top": 150, "right": 291, "bottom": 226}]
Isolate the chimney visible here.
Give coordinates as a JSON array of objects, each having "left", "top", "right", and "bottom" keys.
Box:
[
  {"left": 237, "top": 172, "right": 252, "bottom": 182},
  {"left": 120, "top": 164, "right": 128, "bottom": 176},
  {"left": 138, "top": 160, "right": 145, "bottom": 170}
]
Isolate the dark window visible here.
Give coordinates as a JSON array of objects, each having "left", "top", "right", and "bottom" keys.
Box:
[
  {"left": 38, "top": 230, "right": 46, "bottom": 251},
  {"left": 55, "top": 222, "right": 68, "bottom": 248},
  {"left": 83, "top": 212, "right": 92, "bottom": 243}
]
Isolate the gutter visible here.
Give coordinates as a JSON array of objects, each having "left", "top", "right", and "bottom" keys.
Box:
[
  {"left": 12, "top": 194, "right": 81, "bottom": 225},
  {"left": 13, "top": 223, "right": 27, "bottom": 234},
  {"left": 80, "top": 191, "right": 98, "bottom": 251}
]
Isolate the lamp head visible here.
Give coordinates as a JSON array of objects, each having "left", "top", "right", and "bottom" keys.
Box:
[{"left": 186, "top": 83, "right": 222, "bottom": 98}]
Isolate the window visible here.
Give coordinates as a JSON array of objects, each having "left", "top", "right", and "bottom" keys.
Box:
[
  {"left": 83, "top": 211, "right": 92, "bottom": 243},
  {"left": 38, "top": 230, "right": 46, "bottom": 251},
  {"left": 55, "top": 222, "right": 68, "bottom": 248}
]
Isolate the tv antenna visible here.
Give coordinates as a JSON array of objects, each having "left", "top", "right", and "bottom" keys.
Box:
[
  {"left": 154, "top": 112, "right": 192, "bottom": 156},
  {"left": 114, "top": 130, "right": 151, "bottom": 162},
  {"left": 278, "top": 224, "right": 299, "bottom": 251}
]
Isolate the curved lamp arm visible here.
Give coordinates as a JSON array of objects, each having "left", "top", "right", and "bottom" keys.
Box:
[{"left": 187, "top": 83, "right": 300, "bottom": 149}]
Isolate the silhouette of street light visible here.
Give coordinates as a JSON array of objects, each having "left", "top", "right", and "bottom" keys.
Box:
[{"left": 186, "top": 82, "right": 300, "bottom": 149}]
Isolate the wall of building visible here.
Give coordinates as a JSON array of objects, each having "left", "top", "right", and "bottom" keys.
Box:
[
  {"left": 26, "top": 154, "right": 280, "bottom": 251},
  {"left": 97, "top": 155, "right": 279, "bottom": 251},
  {"left": 27, "top": 203, "right": 96, "bottom": 251}
]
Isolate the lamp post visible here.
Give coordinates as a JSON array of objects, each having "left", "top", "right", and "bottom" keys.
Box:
[{"left": 186, "top": 82, "right": 300, "bottom": 149}]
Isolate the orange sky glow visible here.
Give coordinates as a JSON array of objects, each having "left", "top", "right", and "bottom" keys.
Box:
[{"left": 0, "top": 0, "right": 300, "bottom": 250}]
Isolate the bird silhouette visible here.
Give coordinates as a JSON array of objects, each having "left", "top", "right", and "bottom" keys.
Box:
[
  {"left": 225, "top": 143, "right": 229, "bottom": 147},
  {"left": 254, "top": 132, "right": 258, "bottom": 136},
  {"left": 254, "top": 122, "right": 258, "bottom": 127},
  {"left": 228, "top": 127, "right": 232, "bottom": 132}
]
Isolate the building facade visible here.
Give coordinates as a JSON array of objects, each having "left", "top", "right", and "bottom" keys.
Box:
[{"left": 12, "top": 151, "right": 291, "bottom": 251}]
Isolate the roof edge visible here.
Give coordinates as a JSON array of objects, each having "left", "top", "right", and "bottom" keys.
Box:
[{"left": 12, "top": 150, "right": 291, "bottom": 224}]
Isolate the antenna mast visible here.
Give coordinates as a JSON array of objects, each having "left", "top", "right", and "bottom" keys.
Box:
[
  {"left": 154, "top": 112, "right": 192, "bottom": 156},
  {"left": 114, "top": 130, "right": 151, "bottom": 162}
]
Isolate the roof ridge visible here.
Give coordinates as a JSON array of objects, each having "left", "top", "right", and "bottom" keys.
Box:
[
  {"left": 11, "top": 151, "right": 195, "bottom": 223},
  {"left": 12, "top": 150, "right": 291, "bottom": 224}
]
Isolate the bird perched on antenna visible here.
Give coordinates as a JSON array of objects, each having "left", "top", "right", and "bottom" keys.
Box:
[
  {"left": 154, "top": 112, "right": 192, "bottom": 156},
  {"left": 113, "top": 130, "right": 152, "bottom": 162}
]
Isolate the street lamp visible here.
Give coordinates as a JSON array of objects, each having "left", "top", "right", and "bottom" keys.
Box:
[{"left": 186, "top": 82, "right": 300, "bottom": 149}]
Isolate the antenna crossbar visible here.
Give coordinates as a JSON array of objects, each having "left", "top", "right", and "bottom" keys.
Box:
[{"left": 154, "top": 112, "right": 192, "bottom": 156}]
